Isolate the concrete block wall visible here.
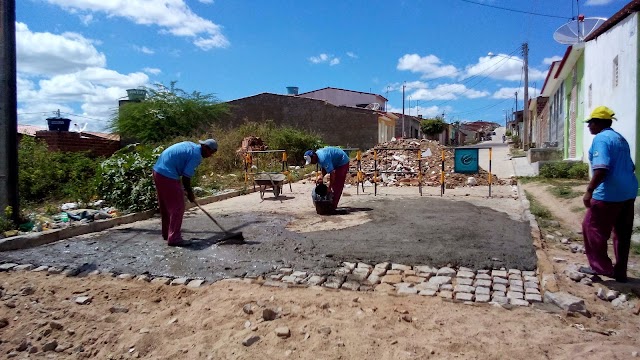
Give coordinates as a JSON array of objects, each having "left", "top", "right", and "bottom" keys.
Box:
[{"left": 35, "top": 131, "right": 121, "bottom": 157}]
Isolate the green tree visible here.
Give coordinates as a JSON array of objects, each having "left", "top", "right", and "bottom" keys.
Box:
[
  {"left": 110, "top": 82, "right": 229, "bottom": 143},
  {"left": 420, "top": 118, "right": 447, "bottom": 139}
]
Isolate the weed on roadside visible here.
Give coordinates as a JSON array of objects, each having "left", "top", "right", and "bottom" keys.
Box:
[
  {"left": 570, "top": 206, "right": 584, "bottom": 213},
  {"left": 525, "top": 190, "right": 552, "bottom": 219},
  {"left": 549, "top": 185, "right": 582, "bottom": 199},
  {"left": 632, "top": 242, "right": 640, "bottom": 255}
]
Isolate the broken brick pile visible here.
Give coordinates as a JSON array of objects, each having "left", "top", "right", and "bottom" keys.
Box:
[{"left": 348, "top": 138, "right": 505, "bottom": 188}]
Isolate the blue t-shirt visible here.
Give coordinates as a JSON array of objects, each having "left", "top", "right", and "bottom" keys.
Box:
[
  {"left": 153, "top": 141, "right": 203, "bottom": 180},
  {"left": 316, "top": 147, "right": 350, "bottom": 173},
  {"left": 589, "top": 128, "right": 638, "bottom": 201}
]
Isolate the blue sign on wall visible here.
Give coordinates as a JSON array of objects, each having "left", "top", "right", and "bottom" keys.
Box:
[{"left": 454, "top": 148, "right": 479, "bottom": 174}]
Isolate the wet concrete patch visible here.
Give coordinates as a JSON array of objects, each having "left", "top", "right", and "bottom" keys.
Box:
[{"left": 0, "top": 197, "right": 535, "bottom": 280}]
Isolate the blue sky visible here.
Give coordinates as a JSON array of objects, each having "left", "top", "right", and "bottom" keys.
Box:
[{"left": 16, "top": 0, "right": 626, "bottom": 132}]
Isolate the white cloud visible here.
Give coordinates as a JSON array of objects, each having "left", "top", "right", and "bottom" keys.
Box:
[
  {"left": 309, "top": 53, "right": 340, "bottom": 66},
  {"left": 45, "top": 0, "right": 230, "bottom": 50},
  {"left": 585, "top": 0, "right": 614, "bottom": 5},
  {"left": 397, "top": 54, "right": 458, "bottom": 79},
  {"left": 543, "top": 56, "right": 562, "bottom": 65},
  {"left": 411, "top": 83, "right": 489, "bottom": 101},
  {"left": 134, "top": 45, "right": 155, "bottom": 55},
  {"left": 80, "top": 14, "right": 93, "bottom": 25},
  {"left": 346, "top": 52, "right": 358, "bottom": 59},
  {"left": 16, "top": 23, "right": 149, "bottom": 131},
  {"left": 464, "top": 54, "right": 547, "bottom": 82},
  {"left": 143, "top": 67, "right": 162, "bottom": 75},
  {"left": 198, "top": 0, "right": 214, "bottom": 3},
  {"left": 16, "top": 22, "right": 106, "bottom": 76},
  {"left": 386, "top": 104, "right": 450, "bottom": 119},
  {"left": 492, "top": 86, "right": 539, "bottom": 99}
]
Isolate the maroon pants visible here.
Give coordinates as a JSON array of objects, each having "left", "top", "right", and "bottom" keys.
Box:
[
  {"left": 153, "top": 171, "right": 185, "bottom": 244},
  {"left": 330, "top": 163, "right": 349, "bottom": 209},
  {"left": 582, "top": 198, "right": 635, "bottom": 278}
]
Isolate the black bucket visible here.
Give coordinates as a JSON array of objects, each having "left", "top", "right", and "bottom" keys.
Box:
[{"left": 312, "top": 184, "right": 334, "bottom": 215}]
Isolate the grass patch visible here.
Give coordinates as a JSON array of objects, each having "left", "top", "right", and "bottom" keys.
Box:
[
  {"left": 525, "top": 190, "right": 552, "bottom": 219},
  {"left": 570, "top": 206, "right": 584, "bottom": 213},
  {"left": 548, "top": 185, "right": 582, "bottom": 199},
  {"left": 510, "top": 148, "right": 526, "bottom": 158},
  {"left": 632, "top": 242, "right": 640, "bottom": 255}
]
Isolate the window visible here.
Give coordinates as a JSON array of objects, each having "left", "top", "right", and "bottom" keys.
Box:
[{"left": 613, "top": 56, "right": 619, "bottom": 87}]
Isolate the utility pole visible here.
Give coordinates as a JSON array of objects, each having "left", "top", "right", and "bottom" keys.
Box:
[
  {"left": 0, "top": 0, "right": 19, "bottom": 223},
  {"left": 522, "top": 42, "right": 529, "bottom": 150},
  {"left": 401, "top": 82, "right": 405, "bottom": 138},
  {"left": 385, "top": 86, "right": 390, "bottom": 112},
  {"left": 514, "top": 91, "right": 518, "bottom": 138}
]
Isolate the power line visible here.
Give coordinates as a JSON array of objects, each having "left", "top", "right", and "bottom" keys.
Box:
[
  {"left": 457, "top": 0, "right": 572, "bottom": 20},
  {"left": 59, "top": 111, "right": 110, "bottom": 123}
]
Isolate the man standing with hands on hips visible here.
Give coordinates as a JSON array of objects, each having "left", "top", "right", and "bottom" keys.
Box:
[
  {"left": 153, "top": 139, "right": 218, "bottom": 247},
  {"left": 304, "top": 147, "right": 350, "bottom": 213},
  {"left": 581, "top": 106, "right": 638, "bottom": 282}
]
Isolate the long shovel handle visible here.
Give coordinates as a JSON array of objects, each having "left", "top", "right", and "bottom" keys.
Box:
[{"left": 194, "top": 202, "right": 230, "bottom": 234}]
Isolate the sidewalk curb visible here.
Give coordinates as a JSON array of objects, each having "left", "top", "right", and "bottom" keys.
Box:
[
  {"left": 0, "top": 188, "right": 256, "bottom": 252},
  {"left": 515, "top": 181, "right": 559, "bottom": 294}
]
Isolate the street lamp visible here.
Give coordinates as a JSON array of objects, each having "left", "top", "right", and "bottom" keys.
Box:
[{"left": 488, "top": 43, "right": 529, "bottom": 149}]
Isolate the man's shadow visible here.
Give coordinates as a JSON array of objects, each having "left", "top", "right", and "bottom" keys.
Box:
[{"left": 333, "top": 207, "right": 374, "bottom": 215}]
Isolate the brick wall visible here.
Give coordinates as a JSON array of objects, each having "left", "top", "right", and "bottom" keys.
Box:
[
  {"left": 35, "top": 131, "right": 121, "bottom": 157},
  {"left": 224, "top": 93, "right": 380, "bottom": 150}
]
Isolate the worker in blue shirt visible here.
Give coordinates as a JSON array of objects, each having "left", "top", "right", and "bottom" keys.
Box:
[
  {"left": 153, "top": 139, "right": 217, "bottom": 246},
  {"left": 304, "top": 147, "right": 350, "bottom": 213},
  {"left": 581, "top": 106, "right": 638, "bottom": 282}
]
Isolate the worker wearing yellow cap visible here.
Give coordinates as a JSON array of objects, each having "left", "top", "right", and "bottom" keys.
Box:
[{"left": 580, "top": 106, "right": 638, "bottom": 282}]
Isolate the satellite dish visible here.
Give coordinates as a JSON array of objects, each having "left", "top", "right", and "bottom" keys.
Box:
[
  {"left": 365, "top": 103, "right": 380, "bottom": 110},
  {"left": 553, "top": 16, "right": 607, "bottom": 44}
]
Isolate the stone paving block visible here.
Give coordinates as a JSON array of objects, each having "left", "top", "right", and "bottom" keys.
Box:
[
  {"left": 32, "top": 265, "right": 49, "bottom": 272},
  {"left": 365, "top": 274, "right": 381, "bottom": 285},
  {"left": 525, "top": 293, "right": 542, "bottom": 303},
  {"left": 524, "top": 282, "right": 538, "bottom": 289},
  {"left": 381, "top": 274, "right": 403, "bottom": 284},
  {"left": 437, "top": 267, "right": 456, "bottom": 277},
  {"left": 281, "top": 275, "right": 299, "bottom": 284},
  {"left": 455, "top": 292, "right": 474, "bottom": 301},
  {"left": 0, "top": 263, "right": 18, "bottom": 271},
  {"left": 440, "top": 284, "right": 453, "bottom": 291},
  {"left": 522, "top": 271, "right": 536, "bottom": 277},
  {"left": 508, "top": 274, "right": 522, "bottom": 282},
  {"left": 525, "top": 287, "right": 540, "bottom": 295},
  {"left": 371, "top": 268, "right": 387, "bottom": 277},
  {"left": 306, "top": 275, "right": 326, "bottom": 286},
  {"left": 187, "top": 279, "right": 206, "bottom": 288},
  {"left": 386, "top": 269, "right": 402, "bottom": 275},
  {"left": 456, "top": 278, "right": 474, "bottom": 286},
  {"left": 414, "top": 265, "right": 438, "bottom": 276},
  {"left": 342, "top": 262, "right": 356, "bottom": 270},
  {"left": 291, "top": 271, "right": 308, "bottom": 278},
  {"left": 270, "top": 273, "right": 284, "bottom": 281},
  {"left": 508, "top": 269, "right": 522, "bottom": 276},
  {"left": 350, "top": 268, "right": 370, "bottom": 282},
  {"left": 510, "top": 299, "right": 530, "bottom": 306},
  {"left": 493, "top": 284, "right": 507, "bottom": 292},
  {"left": 171, "top": 277, "right": 189, "bottom": 286},
  {"left": 341, "top": 281, "right": 360, "bottom": 291},
  {"left": 117, "top": 273, "right": 134, "bottom": 280},
  {"left": 457, "top": 271, "right": 475, "bottom": 279},
  {"left": 334, "top": 267, "right": 351, "bottom": 276},
  {"left": 323, "top": 276, "right": 345, "bottom": 289},
  {"left": 509, "top": 280, "right": 524, "bottom": 288},
  {"left": 391, "top": 263, "right": 412, "bottom": 271},
  {"left": 404, "top": 269, "right": 416, "bottom": 276},
  {"left": 491, "top": 296, "right": 508, "bottom": 304},
  {"left": 492, "top": 291, "right": 506, "bottom": 298},
  {"left": 48, "top": 266, "right": 63, "bottom": 274},
  {"left": 403, "top": 275, "right": 426, "bottom": 284},
  {"left": 428, "top": 276, "right": 452, "bottom": 286},
  {"left": 454, "top": 285, "right": 475, "bottom": 294},
  {"left": 510, "top": 286, "right": 525, "bottom": 294},
  {"left": 475, "top": 294, "right": 491, "bottom": 303},
  {"left": 136, "top": 275, "right": 151, "bottom": 282},
  {"left": 524, "top": 276, "right": 539, "bottom": 283},
  {"left": 414, "top": 282, "right": 439, "bottom": 292},
  {"left": 477, "top": 270, "right": 490, "bottom": 275},
  {"left": 476, "top": 273, "right": 492, "bottom": 280},
  {"left": 458, "top": 267, "right": 474, "bottom": 273},
  {"left": 374, "top": 283, "right": 395, "bottom": 293},
  {"left": 419, "top": 288, "right": 437, "bottom": 296},
  {"left": 396, "top": 284, "right": 418, "bottom": 295},
  {"left": 357, "top": 262, "right": 372, "bottom": 269},
  {"left": 150, "top": 277, "right": 171, "bottom": 285},
  {"left": 543, "top": 292, "right": 586, "bottom": 313},
  {"left": 491, "top": 270, "right": 508, "bottom": 278},
  {"left": 14, "top": 264, "right": 34, "bottom": 271},
  {"left": 439, "top": 291, "right": 453, "bottom": 299},
  {"left": 475, "top": 287, "right": 491, "bottom": 295},
  {"left": 507, "top": 291, "right": 524, "bottom": 300},
  {"left": 474, "top": 279, "right": 492, "bottom": 288},
  {"left": 493, "top": 277, "right": 508, "bottom": 285},
  {"left": 279, "top": 268, "right": 293, "bottom": 275},
  {"left": 375, "top": 262, "right": 391, "bottom": 270}
]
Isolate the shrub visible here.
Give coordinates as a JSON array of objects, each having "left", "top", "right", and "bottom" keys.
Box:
[
  {"left": 505, "top": 130, "right": 512, "bottom": 136},
  {"left": 18, "top": 137, "right": 101, "bottom": 204},
  {"left": 97, "top": 144, "right": 163, "bottom": 213},
  {"left": 539, "top": 161, "right": 589, "bottom": 180},
  {"left": 567, "top": 162, "right": 589, "bottom": 179}
]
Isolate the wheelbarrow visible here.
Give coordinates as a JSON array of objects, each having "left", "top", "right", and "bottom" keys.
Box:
[{"left": 254, "top": 173, "right": 287, "bottom": 200}]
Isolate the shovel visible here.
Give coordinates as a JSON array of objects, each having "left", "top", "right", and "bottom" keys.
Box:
[{"left": 194, "top": 201, "right": 245, "bottom": 244}]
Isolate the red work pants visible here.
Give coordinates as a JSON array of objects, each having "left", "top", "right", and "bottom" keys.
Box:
[
  {"left": 153, "top": 171, "right": 185, "bottom": 244},
  {"left": 330, "top": 163, "right": 349, "bottom": 209}
]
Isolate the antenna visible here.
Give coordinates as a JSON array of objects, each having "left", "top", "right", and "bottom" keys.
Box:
[{"left": 553, "top": 16, "right": 607, "bottom": 44}]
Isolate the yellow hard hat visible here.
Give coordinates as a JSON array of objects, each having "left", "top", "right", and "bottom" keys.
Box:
[{"left": 585, "top": 106, "right": 616, "bottom": 122}]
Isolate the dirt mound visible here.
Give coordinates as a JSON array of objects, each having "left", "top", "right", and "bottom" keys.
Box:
[{"left": 349, "top": 138, "right": 504, "bottom": 188}]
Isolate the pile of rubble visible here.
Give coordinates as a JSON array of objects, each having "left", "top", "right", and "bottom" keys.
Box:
[
  {"left": 236, "top": 136, "right": 268, "bottom": 157},
  {"left": 348, "top": 138, "right": 505, "bottom": 188}
]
